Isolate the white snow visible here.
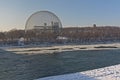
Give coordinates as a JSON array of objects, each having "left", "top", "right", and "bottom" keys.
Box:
[{"left": 36, "top": 64, "right": 120, "bottom": 80}]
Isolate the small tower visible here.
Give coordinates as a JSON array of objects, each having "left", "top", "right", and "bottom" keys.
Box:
[{"left": 93, "top": 24, "right": 97, "bottom": 28}]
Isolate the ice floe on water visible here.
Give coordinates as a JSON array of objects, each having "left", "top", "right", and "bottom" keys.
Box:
[{"left": 4, "top": 43, "right": 120, "bottom": 55}]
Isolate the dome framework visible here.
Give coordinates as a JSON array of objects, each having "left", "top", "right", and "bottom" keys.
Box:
[
  {"left": 25, "top": 11, "right": 62, "bottom": 43},
  {"left": 25, "top": 11, "right": 62, "bottom": 33}
]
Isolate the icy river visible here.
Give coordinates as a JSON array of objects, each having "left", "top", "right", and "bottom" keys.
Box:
[{"left": 0, "top": 46, "right": 120, "bottom": 80}]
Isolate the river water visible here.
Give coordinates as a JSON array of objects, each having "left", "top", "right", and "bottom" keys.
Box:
[{"left": 0, "top": 49, "right": 120, "bottom": 80}]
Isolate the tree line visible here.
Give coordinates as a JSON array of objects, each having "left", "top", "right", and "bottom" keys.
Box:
[
  {"left": 0, "top": 26, "right": 120, "bottom": 45},
  {"left": 61, "top": 26, "right": 120, "bottom": 43}
]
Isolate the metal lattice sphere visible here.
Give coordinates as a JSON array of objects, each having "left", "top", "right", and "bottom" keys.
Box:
[{"left": 25, "top": 11, "right": 62, "bottom": 33}]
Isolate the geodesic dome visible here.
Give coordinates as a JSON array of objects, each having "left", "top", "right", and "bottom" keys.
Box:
[{"left": 25, "top": 11, "right": 62, "bottom": 33}]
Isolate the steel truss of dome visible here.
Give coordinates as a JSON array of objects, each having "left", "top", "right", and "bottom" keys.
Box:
[{"left": 25, "top": 11, "right": 62, "bottom": 33}]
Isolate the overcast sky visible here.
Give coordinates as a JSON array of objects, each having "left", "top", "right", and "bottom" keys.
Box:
[{"left": 0, "top": 0, "right": 120, "bottom": 31}]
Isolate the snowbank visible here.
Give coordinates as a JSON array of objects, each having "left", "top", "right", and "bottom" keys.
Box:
[{"left": 36, "top": 64, "right": 120, "bottom": 80}]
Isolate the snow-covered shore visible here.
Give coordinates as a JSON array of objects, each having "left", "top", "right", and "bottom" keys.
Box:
[{"left": 36, "top": 64, "right": 120, "bottom": 80}]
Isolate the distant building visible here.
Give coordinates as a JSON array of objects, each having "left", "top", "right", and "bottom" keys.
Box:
[
  {"left": 25, "top": 11, "right": 62, "bottom": 33},
  {"left": 33, "top": 21, "right": 60, "bottom": 33},
  {"left": 93, "top": 24, "right": 97, "bottom": 28},
  {"left": 18, "top": 37, "right": 24, "bottom": 46},
  {"left": 25, "top": 11, "right": 62, "bottom": 43}
]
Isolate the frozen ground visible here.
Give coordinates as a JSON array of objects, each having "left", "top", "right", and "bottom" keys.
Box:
[{"left": 36, "top": 64, "right": 120, "bottom": 80}]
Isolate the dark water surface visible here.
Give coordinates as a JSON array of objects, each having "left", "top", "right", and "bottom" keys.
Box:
[{"left": 0, "top": 49, "right": 120, "bottom": 80}]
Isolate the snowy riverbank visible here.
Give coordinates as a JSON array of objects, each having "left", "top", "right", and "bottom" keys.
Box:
[{"left": 36, "top": 64, "right": 120, "bottom": 80}]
